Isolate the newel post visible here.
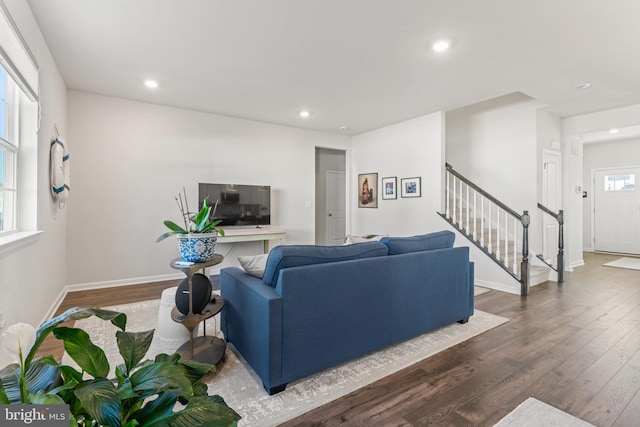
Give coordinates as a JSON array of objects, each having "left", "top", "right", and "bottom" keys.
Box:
[
  {"left": 557, "top": 209, "right": 565, "bottom": 283},
  {"left": 520, "top": 211, "right": 530, "bottom": 296}
]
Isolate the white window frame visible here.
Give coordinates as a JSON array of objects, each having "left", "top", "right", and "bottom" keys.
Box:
[{"left": 0, "top": 66, "right": 19, "bottom": 235}]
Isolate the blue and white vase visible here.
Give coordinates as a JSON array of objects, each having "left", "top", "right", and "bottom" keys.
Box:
[{"left": 177, "top": 233, "right": 218, "bottom": 262}]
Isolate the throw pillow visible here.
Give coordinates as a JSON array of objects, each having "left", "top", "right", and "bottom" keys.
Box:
[
  {"left": 343, "top": 234, "right": 387, "bottom": 245},
  {"left": 238, "top": 253, "right": 269, "bottom": 278}
]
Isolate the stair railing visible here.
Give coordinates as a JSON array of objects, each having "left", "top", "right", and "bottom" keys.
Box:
[
  {"left": 537, "top": 203, "right": 565, "bottom": 283},
  {"left": 440, "top": 163, "right": 531, "bottom": 296}
]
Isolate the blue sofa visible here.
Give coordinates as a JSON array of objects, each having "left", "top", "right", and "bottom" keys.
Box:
[{"left": 220, "top": 230, "right": 474, "bottom": 394}]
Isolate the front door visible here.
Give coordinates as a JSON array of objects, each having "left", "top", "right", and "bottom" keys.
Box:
[{"left": 594, "top": 167, "right": 640, "bottom": 254}]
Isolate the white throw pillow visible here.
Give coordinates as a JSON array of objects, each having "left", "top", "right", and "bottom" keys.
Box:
[
  {"left": 238, "top": 254, "right": 269, "bottom": 278},
  {"left": 343, "top": 234, "right": 387, "bottom": 245}
]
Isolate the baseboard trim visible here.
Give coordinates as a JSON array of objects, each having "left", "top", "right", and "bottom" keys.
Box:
[
  {"left": 474, "top": 279, "right": 519, "bottom": 295},
  {"left": 569, "top": 259, "right": 585, "bottom": 270}
]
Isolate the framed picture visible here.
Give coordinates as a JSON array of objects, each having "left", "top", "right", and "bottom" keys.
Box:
[
  {"left": 401, "top": 177, "right": 421, "bottom": 198},
  {"left": 358, "top": 172, "right": 378, "bottom": 208},
  {"left": 382, "top": 176, "right": 397, "bottom": 200}
]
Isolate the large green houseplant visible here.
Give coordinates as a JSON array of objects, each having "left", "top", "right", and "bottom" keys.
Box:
[
  {"left": 0, "top": 307, "right": 240, "bottom": 427},
  {"left": 157, "top": 189, "right": 225, "bottom": 262}
]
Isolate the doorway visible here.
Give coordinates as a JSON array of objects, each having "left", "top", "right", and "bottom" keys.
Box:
[
  {"left": 315, "top": 148, "right": 346, "bottom": 245},
  {"left": 593, "top": 166, "right": 640, "bottom": 254}
]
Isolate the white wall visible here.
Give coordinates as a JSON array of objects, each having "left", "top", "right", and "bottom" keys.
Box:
[
  {"left": 446, "top": 92, "right": 542, "bottom": 214},
  {"left": 351, "top": 112, "right": 445, "bottom": 236},
  {"left": 582, "top": 138, "right": 640, "bottom": 249},
  {"left": 66, "top": 91, "right": 351, "bottom": 287},
  {"left": 0, "top": 0, "right": 68, "bottom": 326}
]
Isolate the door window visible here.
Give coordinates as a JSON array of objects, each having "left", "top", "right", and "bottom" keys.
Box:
[{"left": 604, "top": 174, "right": 635, "bottom": 191}]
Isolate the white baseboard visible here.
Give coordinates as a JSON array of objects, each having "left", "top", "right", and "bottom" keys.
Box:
[
  {"left": 474, "top": 279, "right": 520, "bottom": 295},
  {"left": 569, "top": 259, "right": 585, "bottom": 270}
]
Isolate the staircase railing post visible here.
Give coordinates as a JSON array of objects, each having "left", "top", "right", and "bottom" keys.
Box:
[
  {"left": 521, "top": 211, "right": 530, "bottom": 296},
  {"left": 557, "top": 209, "right": 565, "bottom": 283}
]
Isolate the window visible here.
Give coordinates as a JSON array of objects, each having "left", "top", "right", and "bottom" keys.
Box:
[
  {"left": 0, "top": 65, "right": 19, "bottom": 233},
  {"left": 604, "top": 174, "right": 636, "bottom": 192}
]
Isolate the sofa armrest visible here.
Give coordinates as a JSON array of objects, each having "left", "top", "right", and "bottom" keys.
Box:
[{"left": 220, "top": 267, "right": 283, "bottom": 390}]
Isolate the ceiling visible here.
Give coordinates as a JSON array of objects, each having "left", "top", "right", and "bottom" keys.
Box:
[{"left": 26, "top": 0, "right": 640, "bottom": 136}]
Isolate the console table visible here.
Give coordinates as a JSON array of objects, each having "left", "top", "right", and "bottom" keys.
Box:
[
  {"left": 170, "top": 255, "right": 226, "bottom": 364},
  {"left": 217, "top": 227, "right": 286, "bottom": 253}
]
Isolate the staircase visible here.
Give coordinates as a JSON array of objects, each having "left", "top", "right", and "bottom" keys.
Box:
[{"left": 439, "top": 164, "right": 564, "bottom": 296}]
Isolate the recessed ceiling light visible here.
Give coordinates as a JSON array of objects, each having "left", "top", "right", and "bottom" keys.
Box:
[
  {"left": 432, "top": 39, "right": 452, "bottom": 52},
  {"left": 144, "top": 80, "right": 159, "bottom": 89},
  {"left": 339, "top": 126, "right": 348, "bottom": 132},
  {"left": 609, "top": 128, "right": 619, "bottom": 134},
  {"left": 299, "top": 110, "right": 310, "bottom": 118},
  {"left": 573, "top": 82, "right": 591, "bottom": 90}
]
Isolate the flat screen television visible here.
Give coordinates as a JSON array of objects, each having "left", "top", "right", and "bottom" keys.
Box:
[{"left": 198, "top": 183, "right": 271, "bottom": 227}]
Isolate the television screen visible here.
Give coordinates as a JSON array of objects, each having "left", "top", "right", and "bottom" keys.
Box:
[{"left": 198, "top": 183, "right": 271, "bottom": 227}]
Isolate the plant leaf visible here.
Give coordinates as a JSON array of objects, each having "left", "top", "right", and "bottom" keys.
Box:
[
  {"left": 26, "top": 307, "right": 126, "bottom": 368},
  {"left": 163, "top": 220, "right": 187, "bottom": 233},
  {"left": 0, "top": 386, "right": 9, "bottom": 404},
  {"left": 116, "top": 377, "right": 138, "bottom": 401},
  {"left": 176, "top": 359, "right": 215, "bottom": 384},
  {"left": 30, "top": 392, "right": 66, "bottom": 405},
  {"left": 129, "top": 362, "right": 192, "bottom": 400},
  {"left": 0, "top": 359, "right": 61, "bottom": 403},
  {"left": 193, "top": 206, "right": 211, "bottom": 231},
  {"left": 192, "top": 381, "right": 208, "bottom": 397},
  {"left": 116, "top": 330, "right": 154, "bottom": 375},
  {"left": 54, "top": 327, "right": 110, "bottom": 378},
  {"left": 154, "top": 353, "right": 180, "bottom": 364},
  {"left": 74, "top": 378, "right": 122, "bottom": 427},
  {"left": 131, "top": 389, "right": 179, "bottom": 426},
  {"left": 143, "top": 395, "right": 241, "bottom": 427}
]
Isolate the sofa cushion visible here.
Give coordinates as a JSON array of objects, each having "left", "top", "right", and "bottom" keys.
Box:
[
  {"left": 262, "top": 241, "right": 389, "bottom": 287},
  {"left": 380, "top": 230, "right": 455, "bottom": 255}
]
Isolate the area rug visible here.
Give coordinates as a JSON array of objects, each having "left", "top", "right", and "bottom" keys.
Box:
[
  {"left": 603, "top": 257, "right": 640, "bottom": 271},
  {"left": 65, "top": 300, "right": 507, "bottom": 427},
  {"left": 494, "top": 397, "right": 595, "bottom": 426}
]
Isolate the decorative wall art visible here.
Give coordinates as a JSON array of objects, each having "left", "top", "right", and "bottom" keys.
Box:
[
  {"left": 382, "top": 176, "right": 397, "bottom": 200},
  {"left": 401, "top": 177, "right": 421, "bottom": 198},
  {"left": 358, "top": 173, "right": 378, "bottom": 208}
]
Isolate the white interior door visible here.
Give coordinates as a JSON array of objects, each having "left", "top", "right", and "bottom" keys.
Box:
[
  {"left": 594, "top": 167, "right": 640, "bottom": 254},
  {"left": 542, "top": 150, "right": 561, "bottom": 262},
  {"left": 326, "top": 170, "right": 346, "bottom": 245}
]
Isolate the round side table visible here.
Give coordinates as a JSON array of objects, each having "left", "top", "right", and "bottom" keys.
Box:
[{"left": 169, "top": 254, "right": 226, "bottom": 364}]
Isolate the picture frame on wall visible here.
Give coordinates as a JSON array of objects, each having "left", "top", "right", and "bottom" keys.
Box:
[
  {"left": 401, "top": 177, "right": 421, "bottom": 198},
  {"left": 358, "top": 172, "right": 378, "bottom": 208},
  {"left": 382, "top": 176, "right": 397, "bottom": 200}
]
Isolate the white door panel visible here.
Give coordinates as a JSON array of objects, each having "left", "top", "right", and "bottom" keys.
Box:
[
  {"left": 326, "top": 171, "right": 346, "bottom": 245},
  {"left": 594, "top": 167, "right": 640, "bottom": 254}
]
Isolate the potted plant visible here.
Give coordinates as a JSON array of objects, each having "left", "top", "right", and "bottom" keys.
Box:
[
  {"left": 0, "top": 307, "right": 240, "bottom": 426},
  {"left": 157, "top": 188, "right": 226, "bottom": 262}
]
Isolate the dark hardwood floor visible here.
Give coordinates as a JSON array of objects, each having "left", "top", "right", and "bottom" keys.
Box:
[{"left": 38, "top": 252, "right": 640, "bottom": 426}]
